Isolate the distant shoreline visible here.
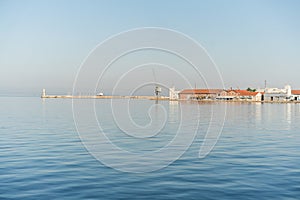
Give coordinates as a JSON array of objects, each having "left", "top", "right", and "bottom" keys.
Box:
[{"left": 41, "top": 95, "right": 300, "bottom": 103}]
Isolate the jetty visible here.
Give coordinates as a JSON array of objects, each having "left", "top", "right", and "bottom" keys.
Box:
[
  {"left": 41, "top": 89, "right": 169, "bottom": 100},
  {"left": 40, "top": 88, "right": 300, "bottom": 103},
  {"left": 41, "top": 94, "right": 169, "bottom": 100}
]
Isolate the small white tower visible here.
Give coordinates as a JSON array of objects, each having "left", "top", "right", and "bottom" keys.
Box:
[
  {"left": 169, "top": 87, "right": 174, "bottom": 99},
  {"left": 42, "top": 89, "right": 46, "bottom": 98},
  {"left": 285, "top": 85, "right": 292, "bottom": 97}
]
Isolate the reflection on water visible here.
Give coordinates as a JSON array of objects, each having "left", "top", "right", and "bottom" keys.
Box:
[
  {"left": 168, "top": 100, "right": 179, "bottom": 124},
  {"left": 255, "top": 102, "right": 262, "bottom": 124},
  {"left": 1, "top": 98, "right": 300, "bottom": 199},
  {"left": 286, "top": 103, "right": 292, "bottom": 125},
  {"left": 224, "top": 102, "right": 298, "bottom": 131}
]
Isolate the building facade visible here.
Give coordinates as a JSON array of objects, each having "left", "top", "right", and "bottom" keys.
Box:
[
  {"left": 169, "top": 87, "right": 180, "bottom": 100},
  {"left": 178, "top": 89, "right": 222, "bottom": 100},
  {"left": 175, "top": 86, "right": 300, "bottom": 102},
  {"left": 216, "top": 90, "right": 263, "bottom": 101},
  {"left": 264, "top": 85, "right": 292, "bottom": 101},
  {"left": 291, "top": 90, "right": 300, "bottom": 101}
]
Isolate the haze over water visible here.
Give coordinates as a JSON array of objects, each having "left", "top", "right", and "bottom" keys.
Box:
[
  {"left": 1, "top": 97, "right": 300, "bottom": 199},
  {"left": 1, "top": 1, "right": 300, "bottom": 199}
]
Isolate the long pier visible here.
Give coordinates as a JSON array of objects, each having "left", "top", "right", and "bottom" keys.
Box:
[{"left": 41, "top": 95, "right": 169, "bottom": 100}]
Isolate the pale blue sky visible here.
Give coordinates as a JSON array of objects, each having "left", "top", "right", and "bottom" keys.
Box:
[{"left": 0, "top": 0, "right": 299, "bottom": 96}]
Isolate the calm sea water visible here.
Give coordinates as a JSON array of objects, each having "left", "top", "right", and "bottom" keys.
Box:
[{"left": 1, "top": 97, "right": 300, "bottom": 199}]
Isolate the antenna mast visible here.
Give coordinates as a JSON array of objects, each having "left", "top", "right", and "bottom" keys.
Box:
[{"left": 265, "top": 80, "right": 267, "bottom": 89}]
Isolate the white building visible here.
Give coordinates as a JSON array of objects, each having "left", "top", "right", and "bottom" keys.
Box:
[
  {"left": 169, "top": 87, "right": 180, "bottom": 100},
  {"left": 291, "top": 90, "right": 300, "bottom": 101},
  {"left": 264, "top": 85, "right": 292, "bottom": 101}
]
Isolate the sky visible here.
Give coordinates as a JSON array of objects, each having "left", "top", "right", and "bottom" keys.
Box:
[{"left": 0, "top": 0, "right": 300, "bottom": 96}]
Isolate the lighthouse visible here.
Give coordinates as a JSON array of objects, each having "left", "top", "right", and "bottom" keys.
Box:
[{"left": 41, "top": 89, "right": 46, "bottom": 98}]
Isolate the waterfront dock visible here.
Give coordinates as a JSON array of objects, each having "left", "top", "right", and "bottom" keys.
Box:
[{"left": 41, "top": 94, "right": 169, "bottom": 100}]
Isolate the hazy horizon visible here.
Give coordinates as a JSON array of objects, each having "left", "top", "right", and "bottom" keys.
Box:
[{"left": 1, "top": 0, "right": 300, "bottom": 96}]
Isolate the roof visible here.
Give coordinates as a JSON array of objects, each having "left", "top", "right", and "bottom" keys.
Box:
[
  {"left": 179, "top": 89, "right": 263, "bottom": 96},
  {"left": 234, "top": 90, "right": 261, "bottom": 96},
  {"left": 179, "top": 89, "right": 222, "bottom": 94},
  {"left": 292, "top": 90, "right": 300, "bottom": 95},
  {"left": 223, "top": 90, "right": 262, "bottom": 96}
]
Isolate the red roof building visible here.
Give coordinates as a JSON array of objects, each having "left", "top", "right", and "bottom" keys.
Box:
[
  {"left": 292, "top": 90, "right": 300, "bottom": 95},
  {"left": 179, "top": 89, "right": 222, "bottom": 100},
  {"left": 217, "top": 90, "right": 263, "bottom": 101}
]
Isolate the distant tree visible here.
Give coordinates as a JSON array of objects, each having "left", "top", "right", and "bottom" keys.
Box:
[{"left": 247, "top": 87, "right": 256, "bottom": 92}]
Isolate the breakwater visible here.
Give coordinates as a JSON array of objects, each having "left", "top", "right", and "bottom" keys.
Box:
[{"left": 41, "top": 95, "right": 169, "bottom": 100}]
